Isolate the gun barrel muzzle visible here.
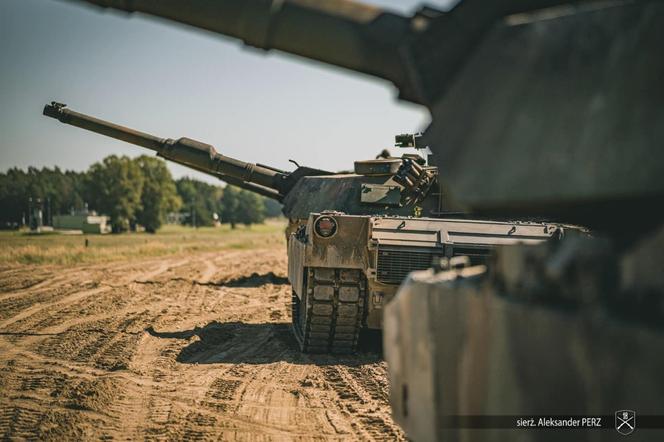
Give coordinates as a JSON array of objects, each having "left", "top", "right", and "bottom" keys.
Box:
[{"left": 43, "top": 101, "right": 166, "bottom": 152}]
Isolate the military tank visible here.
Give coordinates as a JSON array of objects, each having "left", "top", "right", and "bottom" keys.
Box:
[
  {"left": 51, "top": 1, "right": 664, "bottom": 436},
  {"left": 44, "top": 102, "right": 562, "bottom": 353}
]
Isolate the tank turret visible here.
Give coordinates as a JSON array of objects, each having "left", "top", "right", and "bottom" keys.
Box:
[{"left": 43, "top": 102, "right": 449, "bottom": 221}]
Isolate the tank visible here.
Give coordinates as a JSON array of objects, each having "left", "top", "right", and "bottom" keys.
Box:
[
  {"left": 44, "top": 102, "right": 563, "bottom": 354},
  {"left": 47, "top": 0, "right": 664, "bottom": 436},
  {"left": 379, "top": 3, "right": 664, "bottom": 441}
]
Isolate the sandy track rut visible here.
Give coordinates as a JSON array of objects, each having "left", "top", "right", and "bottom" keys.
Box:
[{"left": 0, "top": 247, "right": 403, "bottom": 441}]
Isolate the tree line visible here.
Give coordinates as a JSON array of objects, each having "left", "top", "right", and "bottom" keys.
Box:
[{"left": 0, "top": 155, "right": 282, "bottom": 232}]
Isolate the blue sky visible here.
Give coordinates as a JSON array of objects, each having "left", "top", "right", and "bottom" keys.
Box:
[{"left": 0, "top": 0, "right": 452, "bottom": 184}]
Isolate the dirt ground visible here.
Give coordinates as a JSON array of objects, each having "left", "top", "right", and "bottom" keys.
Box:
[{"left": 0, "top": 244, "right": 404, "bottom": 440}]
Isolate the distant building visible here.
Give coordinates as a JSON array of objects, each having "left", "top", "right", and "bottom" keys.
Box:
[
  {"left": 53, "top": 207, "right": 110, "bottom": 234},
  {"left": 166, "top": 211, "right": 188, "bottom": 225}
]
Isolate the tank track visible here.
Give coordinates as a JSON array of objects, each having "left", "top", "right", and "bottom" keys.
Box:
[{"left": 292, "top": 268, "right": 366, "bottom": 354}]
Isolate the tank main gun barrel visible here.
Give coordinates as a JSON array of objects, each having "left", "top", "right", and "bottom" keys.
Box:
[
  {"left": 70, "top": 0, "right": 420, "bottom": 103},
  {"left": 43, "top": 102, "right": 289, "bottom": 200},
  {"left": 67, "top": 0, "right": 609, "bottom": 106},
  {"left": 43, "top": 102, "right": 166, "bottom": 151}
]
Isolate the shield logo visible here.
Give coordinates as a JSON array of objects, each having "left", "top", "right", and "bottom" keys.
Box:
[{"left": 615, "top": 410, "right": 636, "bottom": 435}]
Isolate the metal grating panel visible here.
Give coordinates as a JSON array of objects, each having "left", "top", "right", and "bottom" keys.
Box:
[
  {"left": 377, "top": 247, "right": 441, "bottom": 284},
  {"left": 376, "top": 245, "right": 494, "bottom": 284},
  {"left": 451, "top": 246, "right": 492, "bottom": 265}
]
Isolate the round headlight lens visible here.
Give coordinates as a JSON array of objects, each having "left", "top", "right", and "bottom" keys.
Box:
[{"left": 314, "top": 216, "right": 338, "bottom": 238}]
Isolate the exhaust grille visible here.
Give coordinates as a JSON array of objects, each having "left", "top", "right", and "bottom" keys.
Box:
[
  {"left": 451, "top": 246, "right": 492, "bottom": 264},
  {"left": 376, "top": 247, "right": 441, "bottom": 284},
  {"left": 376, "top": 245, "right": 493, "bottom": 284}
]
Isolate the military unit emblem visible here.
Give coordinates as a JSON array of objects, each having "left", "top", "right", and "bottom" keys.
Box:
[{"left": 615, "top": 410, "right": 636, "bottom": 435}]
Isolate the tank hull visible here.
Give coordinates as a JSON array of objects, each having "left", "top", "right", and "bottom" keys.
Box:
[
  {"left": 287, "top": 213, "right": 561, "bottom": 352},
  {"left": 385, "top": 228, "right": 664, "bottom": 441}
]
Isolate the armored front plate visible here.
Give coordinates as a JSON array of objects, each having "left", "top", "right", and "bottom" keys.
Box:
[{"left": 361, "top": 184, "right": 401, "bottom": 206}]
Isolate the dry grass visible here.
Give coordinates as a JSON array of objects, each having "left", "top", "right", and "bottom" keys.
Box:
[{"left": 0, "top": 220, "right": 287, "bottom": 266}]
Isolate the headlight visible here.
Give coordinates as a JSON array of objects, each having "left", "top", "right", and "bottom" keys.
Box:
[{"left": 314, "top": 216, "right": 338, "bottom": 238}]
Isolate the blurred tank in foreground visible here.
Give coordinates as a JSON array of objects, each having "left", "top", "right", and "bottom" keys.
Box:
[
  {"left": 386, "top": 230, "right": 664, "bottom": 441},
  {"left": 381, "top": 2, "right": 664, "bottom": 441}
]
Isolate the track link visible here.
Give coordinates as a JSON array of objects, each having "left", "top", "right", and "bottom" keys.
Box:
[{"left": 292, "top": 268, "right": 365, "bottom": 354}]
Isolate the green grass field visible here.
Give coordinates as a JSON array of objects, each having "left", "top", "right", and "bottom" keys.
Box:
[{"left": 0, "top": 220, "right": 287, "bottom": 266}]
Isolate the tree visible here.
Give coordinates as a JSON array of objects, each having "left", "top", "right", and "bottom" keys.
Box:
[
  {"left": 220, "top": 186, "right": 266, "bottom": 228},
  {"left": 175, "top": 177, "right": 223, "bottom": 227},
  {"left": 0, "top": 167, "right": 87, "bottom": 229},
  {"left": 0, "top": 159, "right": 275, "bottom": 233},
  {"left": 133, "top": 156, "right": 182, "bottom": 233},
  {"left": 86, "top": 155, "right": 144, "bottom": 233},
  {"left": 220, "top": 185, "right": 240, "bottom": 229},
  {"left": 237, "top": 190, "right": 266, "bottom": 226},
  {"left": 0, "top": 168, "right": 30, "bottom": 228}
]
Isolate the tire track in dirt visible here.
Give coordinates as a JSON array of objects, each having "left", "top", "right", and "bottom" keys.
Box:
[
  {"left": 0, "top": 247, "right": 404, "bottom": 441},
  {"left": 0, "top": 286, "right": 110, "bottom": 330},
  {"left": 318, "top": 365, "right": 401, "bottom": 440}
]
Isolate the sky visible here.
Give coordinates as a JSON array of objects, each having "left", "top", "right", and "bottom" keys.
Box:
[{"left": 0, "top": 0, "right": 454, "bottom": 185}]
